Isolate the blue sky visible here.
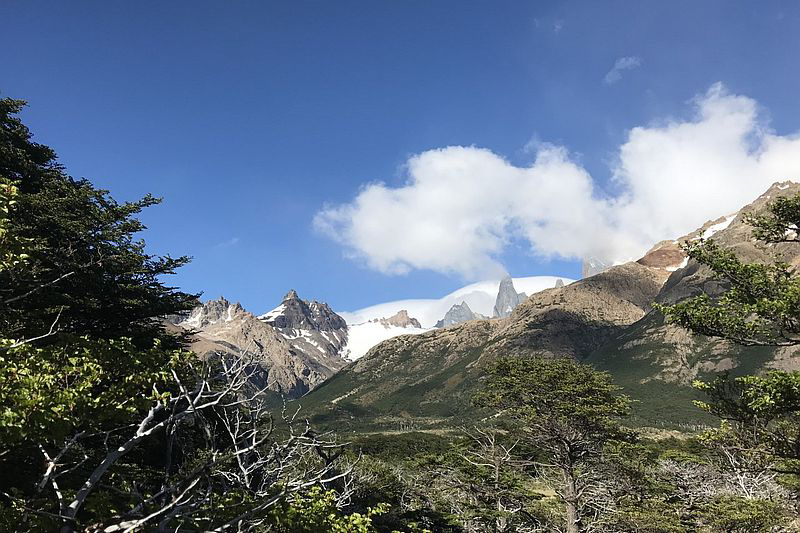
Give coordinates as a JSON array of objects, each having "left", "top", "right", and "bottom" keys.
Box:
[{"left": 3, "top": 1, "right": 800, "bottom": 313}]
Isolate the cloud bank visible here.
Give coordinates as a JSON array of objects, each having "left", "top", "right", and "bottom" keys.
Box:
[
  {"left": 314, "top": 83, "right": 800, "bottom": 278},
  {"left": 604, "top": 56, "right": 642, "bottom": 84}
]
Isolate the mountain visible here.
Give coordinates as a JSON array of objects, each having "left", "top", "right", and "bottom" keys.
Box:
[
  {"left": 339, "top": 276, "right": 573, "bottom": 328},
  {"left": 172, "top": 294, "right": 349, "bottom": 398},
  {"left": 435, "top": 301, "right": 487, "bottom": 328},
  {"left": 259, "top": 290, "right": 349, "bottom": 360},
  {"left": 492, "top": 275, "right": 524, "bottom": 318},
  {"left": 298, "top": 182, "right": 800, "bottom": 429},
  {"left": 301, "top": 262, "right": 666, "bottom": 428},
  {"left": 375, "top": 310, "right": 422, "bottom": 329},
  {"left": 582, "top": 257, "right": 612, "bottom": 277},
  {"left": 588, "top": 181, "right": 800, "bottom": 420}
]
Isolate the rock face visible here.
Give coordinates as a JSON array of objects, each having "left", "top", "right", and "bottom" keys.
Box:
[
  {"left": 373, "top": 310, "right": 422, "bottom": 329},
  {"left": 174, "top": 293, "right": 349, "bottom": 398},
  {"left": 177, "top": 297, "right": 245, "bottom": 329},
  {"left": 259, "top": 290, "right": 348, "bottom": 358},
  {"left": 582, "top": 257, "right": 612, "bottom": 278},
  {"left": 435, "top": 301, "right": 486, "bottom": 328},
  {"left": 299, "top": 182, "right": 800, "bottom": 428},
  {"left": 259, "top": 290, "right": 347, "bottom": 332},
  {"left": 492, "top": 275, "right": 523, "bottom": 318}
]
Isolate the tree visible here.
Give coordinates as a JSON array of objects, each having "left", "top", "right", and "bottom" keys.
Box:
[
  {"left": 0, "top": 97, "right": 202, "bottom": 529},
  {"left": 0, "top": 97, "right": 410, "bottom": 533},
  {"left": 1, "top": 355, "right": 367, "bottom": 532},
  {"left": 474, "top": 356, "right": 631, "bottom": 533},
  {"left": 661, "top": 194, "right": 800, "bottom": 347},
  {"left": 659, "top": 192, "right": 800, "bottom": 497},
  {"left": 0, "top": 97, "right": 197, "bottom": 348}
]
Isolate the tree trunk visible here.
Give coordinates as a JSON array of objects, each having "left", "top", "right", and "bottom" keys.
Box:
[{"left": 562, "top": 467, "right": 581, "bottom": 533}]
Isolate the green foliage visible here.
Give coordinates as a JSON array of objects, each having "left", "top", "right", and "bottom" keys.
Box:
[
  {"left": 351, "top": 432, "right": 452, "bottom": 461},
  {"left": 0, "top": 178, "right": 28, "bottom": 270},
  {"left": 658, "top": 238, "right": 800, "bottom": 346},
  {"left": 746, "top": 192, "right": 800, "bottom": 244},
  {"left": 0, "top": 335, "right": 187, "bottom": 446},
  {"left": 0, "top": 97, "right": 199, "bottom": 529},
  {"left": 0, "top": 97, "right": 196, "bottom": 446},
  {"left": 266, "top": 486, "right": 391, "bottom": 533},
  {"left": 659, "top": 193, "right": 800, "bottom": 347},
  {"left": 475, "top": 356, "right": 631, "bottom": 441},
  {"left": 692, "top": 371, "right": 800, "bottom": 469},
  {"left": 659, "top": 194, "right": 800, "bottom": 481},
  {"left": 693, "top": 370, "right": 800, "bottom": 424},
  {"left": 0, "top": 97, "right": 197, "bottom": 347},
  {"left": 475, "top": 356, "right": 632, "bottom": 532},
  {"left": 609, "top": 500, "right": 686, "bottom": 533},
  {"left": 697, "top": 495, "right": 786, "bottom": 532}
]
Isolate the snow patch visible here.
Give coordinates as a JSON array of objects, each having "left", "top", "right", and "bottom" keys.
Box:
[
  {"left": 666, "top": 257, "right": 689, "bottom": 272},
  {"left": 699, "top": 215, "right": 737, "bottom": 239},
  {"left": 258, "top": 304, "right": 286, "bottom": 322},
  {"left": 342, "top": 321, "right": 430, "bottom": 360}
]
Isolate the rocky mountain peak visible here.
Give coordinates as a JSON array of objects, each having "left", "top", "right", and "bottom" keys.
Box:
[
  {"left": 259, "top": 290, "right": 346, "bottom": 332},
  {"left": 371, "top": 310, "right": 422, "bottom": 329},
  {"left": 283, "top": 289, "right": 299, "bottom": 301},
  {"left": 493, "top": 275, "right": 522, "bottom": 318},
  {"left": 436, "top": 301, "right": 487, "bottom": 328},
  {"left": 177, "top": 297, "right": 246, "bottom": 329}
]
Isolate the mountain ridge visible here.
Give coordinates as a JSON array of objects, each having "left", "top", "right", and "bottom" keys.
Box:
[{"left": 296, "top": 181, "right": 800, "bottom": 429}]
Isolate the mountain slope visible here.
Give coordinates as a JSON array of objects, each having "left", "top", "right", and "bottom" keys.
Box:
[
  {"left": 299, "top": 262, "right": 666, "bottom": 428},
  {"left": 587, "top": 181, "right": 800, "bottom": 422},
  {"left": 173, "top": 295, "right": 349, "bottom": 397},
  {"left": 299, "top": 182, "right": 800, "bottom": 429}
]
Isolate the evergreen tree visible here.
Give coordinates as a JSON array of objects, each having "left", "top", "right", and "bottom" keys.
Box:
[
  {"left": 0, "top": 98, "right": 196, "bottom": 530},
  {"left": 0, "top": 97, "right": 197, "bottom": 347}
]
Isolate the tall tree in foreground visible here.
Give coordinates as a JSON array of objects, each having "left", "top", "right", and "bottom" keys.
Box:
[
  {"left": 475, "top": 356, "right": 631, "bottom": 533},
  {"left": 0, "top": 97, "right": 197, "bottom": 347},
  {"left": 0, "top": 96, "right": 199, "bottom": 530},
  {"left": 660, "top": 192, "right": 800, "bottom": 481}
]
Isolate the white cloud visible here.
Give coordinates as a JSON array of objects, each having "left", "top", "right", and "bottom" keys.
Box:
[
  {"left": 314, "top": 83, "right": 800, "bottom": 278},
  {"left": 214, "top": 237, "right": 240, "bottom": 248},
  {"left": 604, "top": 56, "right": 642, "bottom": 84}
]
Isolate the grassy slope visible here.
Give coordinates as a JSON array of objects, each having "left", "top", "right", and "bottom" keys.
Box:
[{"left": 588, "top": 312, "right": 776, "bottom": 427}]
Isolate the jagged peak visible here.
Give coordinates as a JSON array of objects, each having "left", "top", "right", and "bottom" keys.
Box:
[
  {"left": 369, "top": 309, "right": 423, "bottom": 329},
  {"left": 178, "top": 296, "right": 245, "bottom": 329},
  {"left": 260, "top": 289, "right": 346, "bottom": 332},
  {"left": 493, "top": 276, "right": 521, "bottom": 318},
  {"left": 436, "top": 300, "right": 486, "bottom": 328},
  {"left": 283, "top": 289, "right": 299, "bottom": 301}
]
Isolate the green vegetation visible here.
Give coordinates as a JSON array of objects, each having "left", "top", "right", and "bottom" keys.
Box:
[
  {"left": 475, "top": 357, "right": 631, "bottom": 533},
  {"left": 0, "top": 98, "right": 403, "bottom": 532}
]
